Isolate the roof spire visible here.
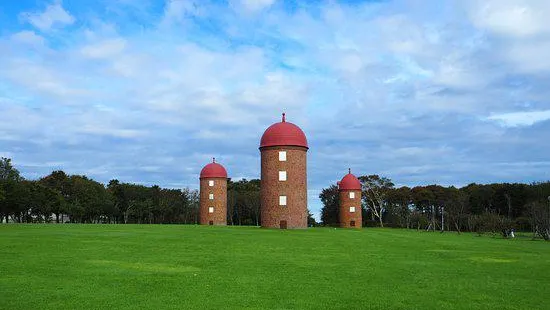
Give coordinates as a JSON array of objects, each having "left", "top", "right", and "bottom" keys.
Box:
[
  {"left": 213, "top": 157, "right": 216, "bottom": 163},
  {"left": 282, "top": 112, "right": 286, "bottom": 122},
  {"left": 349, "top": 168, "right": 351, "bottom": 174}
]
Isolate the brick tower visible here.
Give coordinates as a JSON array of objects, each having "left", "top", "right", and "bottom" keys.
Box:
[
  {"left": 259, "top": 113, "right": 308, "bottom": 229},
  {"left": 199, "top": 158, "right": 228, "bottom": 226},
  {"left": 337, "top": 169, "right": 362, "bottom": 228}
]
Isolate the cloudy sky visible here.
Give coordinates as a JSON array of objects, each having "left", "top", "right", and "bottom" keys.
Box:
[{"left": 1, "top": 0, "right": 549, "bottom": 217}]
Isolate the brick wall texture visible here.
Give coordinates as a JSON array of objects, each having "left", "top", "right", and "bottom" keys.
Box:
[
  {"left": 260, "top": 146, "right": 308, "bottom": 229},
  {"left": 339, "top": 190, "right": 362, "bottom": 228},
  {"left": 200, "top": 177, "right": 227, "bottom": 225}
]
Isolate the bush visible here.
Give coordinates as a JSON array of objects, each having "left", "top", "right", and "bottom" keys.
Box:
[
  {"left": 468, "top": 212, "right": 514, "bottom": 238},
  {"left": 528, "top": 201, "right": 550, "bottom": 241},
  {"left": 515, "top": 216, "right": 531, "bottom": 232}
]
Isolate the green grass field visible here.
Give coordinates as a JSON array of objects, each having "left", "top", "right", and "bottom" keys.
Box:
[{"left": 1, "top": 225, "right": 549, "bottom": 310}]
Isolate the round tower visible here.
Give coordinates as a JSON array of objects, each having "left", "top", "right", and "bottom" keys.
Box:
[
  {"left": 259, "top": 113, "right": 308, "bottom": 229},
  {"left": 199, "top": 158, "right": 228, "bottom": 226},
  {"left": 338, "top": 169, "right": 362, "bottom": 228}
]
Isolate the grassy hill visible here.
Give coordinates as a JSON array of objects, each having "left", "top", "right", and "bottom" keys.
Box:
[{"left": 1, "top": 225, "right": 548, "bottom": 309}]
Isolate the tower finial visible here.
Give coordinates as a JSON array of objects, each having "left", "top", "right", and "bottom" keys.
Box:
[
  {"left": 213, "top": 157, "right": 216, "bottom": 163},
  {"left": 282, "top": 112, "right": 286, "bottom": 122},
  {"left": 349, "top": 168, "right": 351, "bottom": 174}
]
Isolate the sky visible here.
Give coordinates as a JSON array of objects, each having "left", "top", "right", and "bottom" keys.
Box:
[{"left": 1, "top": 0, "right": 550, "bottom": 219}]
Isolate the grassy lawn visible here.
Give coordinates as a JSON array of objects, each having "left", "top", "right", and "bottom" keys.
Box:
[{"left": 1, "top": 225, "right": 549, "bottom": 310}]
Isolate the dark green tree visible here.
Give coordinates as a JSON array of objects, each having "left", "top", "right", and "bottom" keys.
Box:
[
  {"left": 319, "top": 184, "right": 339, "bottom": 226},
  {"left": 228, "top": 179, "right": 261, "bottom": 226},
  {"left": 39, "top": 171, "right": 70, "bottom": 223},
  {"left": 307, "top": 209, "right": 317, "bottom": 227},
  {"left": 387, "top": 186, "right": 412, "bottom": 228},
  {"left": 0, "top": 158, "right": 23, "bottom": 222}
]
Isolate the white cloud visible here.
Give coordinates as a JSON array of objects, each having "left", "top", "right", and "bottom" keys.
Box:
[
  {"left": 78, "top": 126, "right": 146, "bottom": 139},
  {"left": 10, "top": 31, "right": 45, "bottom": 46},
  {"left": 231, "top": 0, "right": 276, "bottom": 13},
  {"left": 467, "top": 0, "right": 550, "bottom": 38},
  {"left": 376, "top": 15, "right": 428, "bottom": 55},
  {"left": 1, "top": 59, "right": 86, "bottom": 98},
  {"left": 506, "top": 40, "right": 550, "bottom": 73},
  {"left": 487, "top": 110, "right": 550, "bottom": 127},
  {"left": 17, "top": 161, "right": 67, "bottom": 168},
  {"left": 19, "top": 1, "right": 75, "bottom": 32},
  {"left": 81, "top": 38, "right": 127, "bottom": 59},
  {"left": 161, "top": 0, "right": 200, "bottom": 24},
  {"left": 432, "top": 53, "right": 491, "bottom": 89},
  {"left": 464, "top": 1, "right": 550, "bottom": 74}
]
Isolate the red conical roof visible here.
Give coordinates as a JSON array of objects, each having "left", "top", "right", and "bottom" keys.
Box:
[
  {"left": 260, "top": 113, "right": 308, "bottom": 149},
  {"left": 338, "top": 169, "right": 361, "bottom": 191},
  {"left": 200, "top": 158, "right": 228, "bottom": 179}
]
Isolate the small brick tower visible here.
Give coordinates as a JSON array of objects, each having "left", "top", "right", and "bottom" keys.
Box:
[
  {"left": 199, "top": 158, "right": 228, "bottom": 226},
  {"left": 338, "top": 169, "right": 362, "bottom": 228},
  {"left": 259, "top": 113, "right": 309, "bottom": 229}
]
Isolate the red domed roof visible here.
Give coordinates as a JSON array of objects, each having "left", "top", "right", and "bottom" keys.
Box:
[
  {"left": 338, "top": 169, "right": 361, "bottom": 191},
  {"left": 260, "top": 113, "right": 308, "bottom": 149},
  {"left": 200, "top": 158, "right": 227, "bottom": 179}
]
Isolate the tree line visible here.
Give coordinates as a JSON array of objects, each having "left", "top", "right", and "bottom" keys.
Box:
[
  {"left": 0, "top": 157, "right": 315, "bottom": 225},
  {"left": 4, "top": 156, "right": 547, "bottom": 237},
  {"left": 320, "top": 174, "right": 550, "bottom": 239}
]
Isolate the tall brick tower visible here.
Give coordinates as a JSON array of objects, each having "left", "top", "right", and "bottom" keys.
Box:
[
  {"left": 259, "top": 113, "right": 308, "bottom": 229},
  {"left": 337, "top": 169, "right": 362, "bottom": 228},
  {"left": 199, "top": 158, "right": 228, "bottom": 226}
]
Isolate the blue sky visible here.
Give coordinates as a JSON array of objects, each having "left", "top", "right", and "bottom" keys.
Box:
[{"left": 1, "top": 0, "right": 550, "bottom": 219}]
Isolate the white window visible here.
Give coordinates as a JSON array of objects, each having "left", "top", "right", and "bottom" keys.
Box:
[
  {"left": 279, "top": 195, "right": 287, "bottom": 206},
  {"left": 208, "top": 180, "right": 214, "bottom": 187},
  {"left": 208, "top": 207, "right": 214, "bottom": 213},
  {"left": 349, "top": 207, "right": 356, "bottom": 213},
  {"left": 209, "top": 193, "right": 214, "bottom": 200},
  {"left": 349, "top": 192, "right": 355, "bottom": 199},
  {"left": 279, "top": 171, "right": 287, "bottom": 181},
  {"left": 279, "top": 151, "right": 287, "bottom": 161}
]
